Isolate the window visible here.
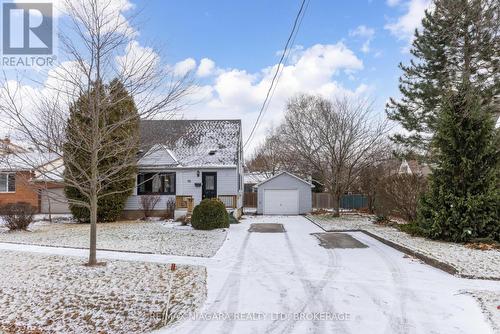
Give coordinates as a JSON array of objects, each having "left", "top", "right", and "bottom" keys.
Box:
[
  {"left": 0, "top": 173, "right": 16, "bottom": 193},
  {"left": 137, "top": 172, "right": 175, "bottom": 195}
]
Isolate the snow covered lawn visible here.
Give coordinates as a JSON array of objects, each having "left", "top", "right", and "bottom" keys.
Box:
[
  {"left": 0, "top": 250, "right": 206, "bottom": 333},
  {"left": 308, "top": 214, "right": 500, "bottom": 280},
  {"left": 0, "top": 220, "right": 227, "bottom": 257}
]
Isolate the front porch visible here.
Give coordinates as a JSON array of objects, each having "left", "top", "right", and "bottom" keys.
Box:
[{"left": 174, "top": 195, "right": 239, "bottom": 220}]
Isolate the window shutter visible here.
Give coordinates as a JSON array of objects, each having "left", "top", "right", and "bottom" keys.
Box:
[
  {"left": 7, "top": 174, "right": 15, "bottom": 192},
  {"left": 0, "top": 174, "right": 6, "bottom": 192}
]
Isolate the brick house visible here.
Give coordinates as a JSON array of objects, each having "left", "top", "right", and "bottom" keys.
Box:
[{"left": 0, "top": 148, "right": 64, "bottom": 213}]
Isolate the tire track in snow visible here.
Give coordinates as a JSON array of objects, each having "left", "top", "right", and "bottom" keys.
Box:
[
  {"left": 187, "top": 231, "right": 252, "bottom": 334},
  {"left": 350, "top": 232, "right": 414, "bottom": 334},
  {"left": 264, "top": 233, "right": 347, "bottom": 334},
  {"left": 357, "top": 232, "right": 438, "bottom": 334}
]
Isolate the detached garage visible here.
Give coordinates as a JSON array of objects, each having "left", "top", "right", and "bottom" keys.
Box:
[{"left": 255, "top": 172, "right": 313, "bottom": 215}]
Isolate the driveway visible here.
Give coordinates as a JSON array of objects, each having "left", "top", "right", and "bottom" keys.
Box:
[
  {"left": 157, "top": 215, "right": 497, "bottom": 334},
  {"left": 0, "top": 215, "right": 496, "bottom": 334}
]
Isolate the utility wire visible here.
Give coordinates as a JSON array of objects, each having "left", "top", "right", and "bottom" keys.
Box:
[{"left": 243, "top": 0, "right": 309, "bottom": 149}]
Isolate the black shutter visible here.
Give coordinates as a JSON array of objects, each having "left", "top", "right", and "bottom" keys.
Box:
[{"left": 7, "top": 174, "right": 15, "bottom": 192}]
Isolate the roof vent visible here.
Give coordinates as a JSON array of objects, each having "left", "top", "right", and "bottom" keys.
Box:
[{"left": 208, "top": 149, "right": 217, "bottom": 155}]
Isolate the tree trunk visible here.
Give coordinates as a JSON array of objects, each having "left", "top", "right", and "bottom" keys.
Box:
[
  {"left": 88, "top": 194, "right": 98, "bottom": 265},
  {"left": 332, "top": 192, "right": 341, "bottom": 217}
]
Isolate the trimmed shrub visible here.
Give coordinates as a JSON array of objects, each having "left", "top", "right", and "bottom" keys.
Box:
[
  {"left": 191, "top": 199, "right": 229, "bottom": 230},
  {"left": 0, "top": 202, "right": 36, "bottom": 230}
]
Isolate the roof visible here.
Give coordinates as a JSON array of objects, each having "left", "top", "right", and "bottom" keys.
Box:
[
  {"left": 139, "top": 119, "right": 241, "bottom": 168},
  {"left": 0, "top": 152, "right": 60, "bottom": 172},
  {"left": 254, "top": 171, "right": 314, "bottom": 188},
  {"left": 399, "top": 159, "right": 431, "bottom": 177},
  {"left": 244, "top": 172, "right": 272, "bottom": 184}
]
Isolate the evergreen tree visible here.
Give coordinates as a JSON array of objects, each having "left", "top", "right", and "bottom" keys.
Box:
[
  {"left": 387, "top": 0, "right": 499, "bottom": 153},
  {"left": 64, "top": 79, "right": 139, "bottom": 222},
  {"left": 417, "top": 83, "right": 499, "bottom": 242}
]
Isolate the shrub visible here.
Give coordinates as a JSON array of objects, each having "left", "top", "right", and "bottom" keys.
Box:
[
  {"left": 191, "top": 199, "right": 229, "bottom": 230},
  {"left": 375, "top": 174, "right": 428, "bottom": 222},
  {"left": 164, "top": 198, "right": 176, "bottom": 220},
  {"left": 139, "top": 195, "right": 161, "bottom": 218},
  {"left": 0, "top": 202, "right": 36, "bottom": 230},
  {"left": 397, "top": 223, "right": 426, "bottom": 237}
]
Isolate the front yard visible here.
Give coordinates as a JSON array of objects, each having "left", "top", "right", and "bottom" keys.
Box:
[
  {"left": 0, "top": 251, "right": 206, "bottom": 334},
  {"left": 0, "top": 219, "right": 227, "bottom": 257},
  {"left": 308, "top": 214, "right": 500, "bottom": 279}
]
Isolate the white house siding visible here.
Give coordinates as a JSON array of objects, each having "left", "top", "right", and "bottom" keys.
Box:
[
  {"left": 256, "top": 173, "right": 312, "bottom": 215},
  {"left": 123, "top": 167, "right": 240, "bottom": 212},
  {"left": 123, "top": 194, "right": 176, "bottom": 211}
]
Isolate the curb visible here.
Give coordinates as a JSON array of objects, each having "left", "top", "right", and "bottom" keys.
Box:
[{"left": 304, "top": 215, "right": 500, "bottom": 281}]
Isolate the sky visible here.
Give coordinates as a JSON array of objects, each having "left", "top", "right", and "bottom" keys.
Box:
[{"left": 2, "top": 0, "right": 433, "bottom": 154}]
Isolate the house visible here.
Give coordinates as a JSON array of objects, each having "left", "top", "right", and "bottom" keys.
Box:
[
  {"left": 0, "top": 120, "right": 244, "bottom": 219},
  {"left": 0, "top": 152, "right": 65, "bottom": 212},
  {"left": 123, "top": 119, "right": 244, "bottom": 219},
  {"left": 254, "top": 171, "right": 313, "bottom": 215},
  {"left": 243, "top": 172, "right": 271, "bottom": 192},
  {"left": 398, "top": 159, "right": 431, "bottom": 177}
]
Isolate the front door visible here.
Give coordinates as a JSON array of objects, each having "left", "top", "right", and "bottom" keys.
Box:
[{"left": 202, "top": 172, "right": 217, "bottom": 199}]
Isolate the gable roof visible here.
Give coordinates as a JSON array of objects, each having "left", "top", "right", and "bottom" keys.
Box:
[
  {"left": 139, "top": 119, "right": 241, "bottom": 168},
  {"left": 138, "top": 144, "right": 178, "bottom": 168},
  {"left": 254, "top": 171, "right": 314, "bottom": 188}
]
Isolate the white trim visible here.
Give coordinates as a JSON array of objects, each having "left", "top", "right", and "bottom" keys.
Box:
[
  {"left": 253, "top": 171, "right": 314, "bottom": 188},
  {"left": 0, "top": 172, "right": 16, "bottom": 193}
]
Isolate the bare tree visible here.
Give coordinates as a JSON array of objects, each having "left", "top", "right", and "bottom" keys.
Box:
[
  {"left": 246, "top": 128, "right": 286, "bottom": 177},
  {"left": 279, "top": 94, "right": 390, "bottom": 216},
  {"left": 376, "top": 174, "right": 428, "bottom": 222},
  {"left": 0, "top": 0, "right": 192, "bottom": 265}
]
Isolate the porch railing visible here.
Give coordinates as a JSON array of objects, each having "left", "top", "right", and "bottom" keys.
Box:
[
  {"left": 218, "top": 195, "right": 237, "bottom": 209},
  {"left": 176, "top": 195, "right": 194, "bottom": 212}
]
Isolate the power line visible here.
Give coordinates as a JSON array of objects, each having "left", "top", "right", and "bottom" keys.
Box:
[{"left": 243, "top": 0, "right": 309, "bottom": 149}]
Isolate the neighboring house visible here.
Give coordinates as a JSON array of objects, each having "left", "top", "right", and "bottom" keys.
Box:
[
  {"left": 0, "top": 152, "right": 65, "bottom": 212},
  {"left": 398, "top": 159, "right": 431, "bottom": 177},
  {"left": 255, "top": 171, "right": 313, "bottom": 215},
  {"left": 0, "top": 137, "right": 27, "bottom": 155},
  {"left": 243, "top": 172, "right": 271, "bottom": 192},
  {"left": 123, "top": 119, "right": 244, "bottom": 219}
]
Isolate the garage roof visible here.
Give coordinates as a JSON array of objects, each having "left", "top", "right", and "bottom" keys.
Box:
[{"left": 253, "top": 171, "right": 314, "bottom": 188}]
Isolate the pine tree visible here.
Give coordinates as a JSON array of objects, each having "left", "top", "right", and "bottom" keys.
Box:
[
  {"left": 64, "top": 79, "right": 139, "bottom": 222},
  {"left": 387, "top": 0, "right": 499, "bottom": 153},
  {"left": 417, "top": 83, "right": 500, "bottom": 242}
]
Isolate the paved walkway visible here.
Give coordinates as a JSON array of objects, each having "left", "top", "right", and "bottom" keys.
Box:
[{"left": 1, "top": 215, "right": 498, "bottom": 334}]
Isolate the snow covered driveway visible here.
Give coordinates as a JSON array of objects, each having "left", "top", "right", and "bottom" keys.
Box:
[{"left": 157, "top": 215, "right": 498, "bottom": 334}]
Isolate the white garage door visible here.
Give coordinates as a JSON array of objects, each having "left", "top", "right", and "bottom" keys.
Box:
[
  {"left": 41, "top": 188, "right": 70, "bottom": 214},
  {"left": 263, "top": 189, "right": 299, "bottom": 215}
]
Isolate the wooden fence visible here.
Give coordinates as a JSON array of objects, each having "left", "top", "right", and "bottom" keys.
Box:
[
  {"left": 243, "top": 192, "right": 257, "bottom": 207},
  {"left": 244, "top": 191, "right": 367, "bottom": 210}
]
